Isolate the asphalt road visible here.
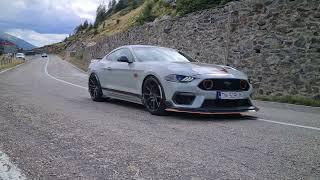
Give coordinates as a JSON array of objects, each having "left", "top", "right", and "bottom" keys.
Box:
[{"left": 0, "top": 55, "right": 319, "bottom": 179}]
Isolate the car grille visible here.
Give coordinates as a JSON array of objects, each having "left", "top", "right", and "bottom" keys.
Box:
[
  {"left": 201, "top": 99, "right": 252, "bottom": 108},
  {"left": 198, "top": 79, "right": 249, "bottom": 91}
]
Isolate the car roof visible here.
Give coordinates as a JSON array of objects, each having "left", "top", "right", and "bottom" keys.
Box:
[
  {"left": 123, "top": 45, "right": 156, "bottom": 48},
  {"left": 106, "top": 45, "right": 177, "bottom": 58},
  {"left": 118, "top": 45, "right": 170, "bottom": 49}
]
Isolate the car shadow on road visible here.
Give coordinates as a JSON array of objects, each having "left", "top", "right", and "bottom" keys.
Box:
[{"left": 102, "top": 98, "right": 258, "bottom": 122}]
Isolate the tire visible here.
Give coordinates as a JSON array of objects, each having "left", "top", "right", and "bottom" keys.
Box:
[
  {"left": 142, "top": 76, "right": 167, "bottom": 116},
  {"left": 88, "top": 74, "right": 104, "bottom": 102}
]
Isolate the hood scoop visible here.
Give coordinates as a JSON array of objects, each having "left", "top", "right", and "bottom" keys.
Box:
[{"left": 192, "top": 66, "right": 229, "bottom": 75}]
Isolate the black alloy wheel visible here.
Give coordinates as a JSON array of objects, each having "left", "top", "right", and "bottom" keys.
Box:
[
  {"left": 142, "top": 77, "right": 167, "bottom": 115},
  {"left": 89, "top": 74, "right": 104, "bottom": 102}
]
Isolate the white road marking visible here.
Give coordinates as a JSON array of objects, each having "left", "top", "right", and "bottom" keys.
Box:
[
  {"left": 45, "top": 57, "right": 87, "bottom": 90},
  {"left": 0, "top": 150, "right": 26, "bottom": 180},
  {"left": 0, "top": 63, "right": 25, "bottom": 74},
  {"left": 45, "top": 56, "right": 320, "bottom": 132},
  {"left": 258, "top": 118, "right": 320, "bottom": 131}
]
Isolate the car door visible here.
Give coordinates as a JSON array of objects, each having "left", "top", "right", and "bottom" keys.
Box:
[
  {"left": 108, "top": 48, "right": 139, "bottom": 94},
  {"left": 98, "top": 51, "right": 117, "bottom": 89}
]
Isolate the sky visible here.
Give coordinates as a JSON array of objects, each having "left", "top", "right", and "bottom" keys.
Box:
[{"left": 0, "top": 0, "right": 108, "bottom": 47}]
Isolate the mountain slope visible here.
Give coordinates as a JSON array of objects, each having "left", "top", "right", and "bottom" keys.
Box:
[{"left": 0, "top": 32, "right": 36, "bottom": 50}]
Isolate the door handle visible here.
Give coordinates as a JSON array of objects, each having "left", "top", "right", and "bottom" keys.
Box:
[{"left": 103, "top": 67, "right": 112, "bottom": 70}]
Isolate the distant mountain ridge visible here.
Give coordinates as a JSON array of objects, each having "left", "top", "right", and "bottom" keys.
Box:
[{"left": 0, "top": 32, "right": 36, "bottom": 50}]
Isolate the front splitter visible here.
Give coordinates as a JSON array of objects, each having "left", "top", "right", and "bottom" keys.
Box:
[{"left": 165, "top": 106, "right": 259, "bottom": 115}]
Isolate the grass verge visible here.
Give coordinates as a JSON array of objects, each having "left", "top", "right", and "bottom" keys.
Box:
[
  {"left": 58, "top": 53, "right": 88, "bottom": 72},
  {"left": 0, "top": 58, "right": 24, "bottom": 72},
  {"left": 254, "top": 95, "right": 320, "bottom": 107},
  {"left": 68, "top": 56, "right": 88, "bottom": 72}
]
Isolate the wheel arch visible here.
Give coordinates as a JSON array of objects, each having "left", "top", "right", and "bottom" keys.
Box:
[{"left": 141, "top": 74, "right": 167, "bottom": 100}]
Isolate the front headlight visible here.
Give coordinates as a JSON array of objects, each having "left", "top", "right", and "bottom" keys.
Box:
[{"left": 165, "top": 74, "right": 195, "bottom": 83}]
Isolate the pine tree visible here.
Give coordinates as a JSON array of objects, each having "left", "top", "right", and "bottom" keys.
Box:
[
  {"left": 94, "top": 4, "right": 107, "bottom": 27},
  {"left": 83, "top": 20, "right": 89, "bottom": 29}
]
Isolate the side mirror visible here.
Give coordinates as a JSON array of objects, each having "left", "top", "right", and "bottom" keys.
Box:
[{"left": 118, "top": 56, "right": 132, "bottom": 63}]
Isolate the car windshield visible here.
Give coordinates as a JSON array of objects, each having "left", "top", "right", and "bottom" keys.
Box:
[
  {"left": 16, "top": 53, "right": 23, "bottom": 56},
  {"left": 133, "top": 47, "right": 195, "bottom": 62}
]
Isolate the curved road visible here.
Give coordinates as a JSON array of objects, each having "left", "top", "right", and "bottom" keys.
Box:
[{"left": 0, "top": 55, "right": 319, "bottom": 179}]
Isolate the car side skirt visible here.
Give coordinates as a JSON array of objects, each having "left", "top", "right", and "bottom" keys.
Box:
[{"left": 102, "top": 87, "right": 143, "bottom": 105}]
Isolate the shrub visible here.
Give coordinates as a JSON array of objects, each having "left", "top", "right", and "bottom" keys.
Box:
[
  {"left": 94, "top": 29, "right": 99, "bottom": 35},
  {"left": 114, "top": 0, "right": 127, "bottom": 12},
  {"left": 136, "top": 1, "right": 156, "bottom": 25}
]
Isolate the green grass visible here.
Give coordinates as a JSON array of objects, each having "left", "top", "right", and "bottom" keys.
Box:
[
  {"left": 0, "top": 57, "right": 24, "bottom": 71},
  {"left": 254, "top": 95, "right": 320, "bottom": 107}
]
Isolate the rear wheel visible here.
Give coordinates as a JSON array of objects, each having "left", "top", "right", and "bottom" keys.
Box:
[
  {"left": 142, "top": 76, "right": 167, "bottom": 116},
  {"left": 89, "top": 74, "right": 104, "bottom": 102}
]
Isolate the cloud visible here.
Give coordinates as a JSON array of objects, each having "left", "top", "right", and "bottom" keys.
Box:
[
  {"left": 70, "top": 0, "right": 100, "bottom": 20},
  {"left": 0, "top": 0, "right": 106, "bottom": 34},
  {"left": 6, "top": 29, "right": 68, "bottom": 47},
  {"left": 0, "top": 0, "right": 110, "bottom": 46}
]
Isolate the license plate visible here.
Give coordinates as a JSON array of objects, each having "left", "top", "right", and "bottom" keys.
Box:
[{"left": 217, "top": 91, "right": 245, "bottom": 99}]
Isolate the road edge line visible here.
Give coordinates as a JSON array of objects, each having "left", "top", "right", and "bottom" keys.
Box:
[
  {"left": 253, "top": 100, "right": 320, "bottom": 112},
  {"left": 257, "top": 118, "right": 320, "bottom": 131},
  {"left": 45, "top": 57, "right": 87, "bottom": 90},
  {"left": 0, "top": 62, "right": 25, "bottom": 74},
  {"left": 0, "top": 150, "right": 27, "bottom": 180}
]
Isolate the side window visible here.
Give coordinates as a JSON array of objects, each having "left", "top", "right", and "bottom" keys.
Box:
[
  {"left": 116, "top": 48, "right": 134, "bottom": 62},
  {"left": 104, "top": 51, "right": 117, "bottom": 61},
  {"left": 103, "top": 48, "right": 134, "bottom": 62}
]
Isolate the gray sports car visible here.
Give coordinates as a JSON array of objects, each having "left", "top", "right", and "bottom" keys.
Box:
[{"left": 88, "top": 45, "right": 258, "bottom": 115}]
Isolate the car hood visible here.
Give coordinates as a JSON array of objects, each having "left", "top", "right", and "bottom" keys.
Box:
[{"left": 165, "top": 62, "right": 247, "bottom": 79}]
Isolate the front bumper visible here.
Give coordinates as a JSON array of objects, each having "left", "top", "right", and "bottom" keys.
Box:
[{"left": 161, "top": 78, "right": 258, "bottom": 114}]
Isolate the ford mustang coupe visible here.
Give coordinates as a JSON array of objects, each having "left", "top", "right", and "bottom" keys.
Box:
[{"left": 88, "top": 45, "right": 258, "bottom": 115}]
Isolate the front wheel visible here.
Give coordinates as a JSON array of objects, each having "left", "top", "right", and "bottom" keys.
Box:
[
  {"left": 142, "top": 76, "right": 167, "bottom": 116},
  {"left": 88, "top": 74, "right": 104, "bottom": 102}
]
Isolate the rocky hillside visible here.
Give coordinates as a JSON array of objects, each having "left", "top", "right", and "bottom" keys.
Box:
[{"left": 41, "top": 0, "right": 320, "bottom": 100}]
